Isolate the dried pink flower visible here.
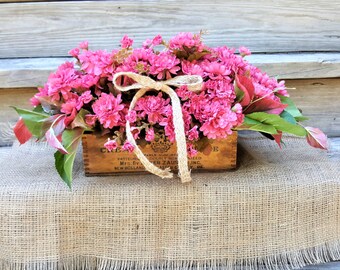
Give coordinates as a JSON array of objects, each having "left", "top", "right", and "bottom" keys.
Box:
[
  {"left": 122, "top": 141, "right": 135, "bottom": 152},
  {"left": 104, "top": 139, "right": 118, "bottom": 152}
]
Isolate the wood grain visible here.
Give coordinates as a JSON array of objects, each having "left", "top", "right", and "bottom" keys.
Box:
[
  {"left": 0, "top": 58, "right": 70, "bottom": 88},
  {"left": 0, "top": 88, "right": 37, "bottom": 146},
  {"left": 1, "top": 53, "right": 340, "bottom": 88},
  {"left": 286, "top": 79, "right": 340, "bottom": 138},
  {"left": 0, "top": 0, "right": 56, "bottom": 2},
  {"left": 303, "top": 261, "right": 340, "bottom": 269},
  {"left": 248, "top": 53, "right": 340, "bottom": 80},
  {"left": 83, "top": 132, "right": 237, "bottom": 176},
  {"left": 0, "top": 0, "right": 340, "bottom": 58}
]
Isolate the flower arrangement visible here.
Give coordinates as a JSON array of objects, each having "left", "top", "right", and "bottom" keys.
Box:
[{"left": 13, "top": 32, "right": 327, "bottom": 187}]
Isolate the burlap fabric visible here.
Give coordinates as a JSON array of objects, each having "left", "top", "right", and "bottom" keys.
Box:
[{"left": 0, "top": 134, "right": 339, "bottom": 270}]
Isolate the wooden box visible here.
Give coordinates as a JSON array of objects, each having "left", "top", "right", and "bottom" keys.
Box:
[{"left": 82, "top": 132, "right": 237, "bottom": 176}]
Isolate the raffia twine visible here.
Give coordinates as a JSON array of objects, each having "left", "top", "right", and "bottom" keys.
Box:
[{"left": 112, "top": 72, "right": 203, "bottom": 183}]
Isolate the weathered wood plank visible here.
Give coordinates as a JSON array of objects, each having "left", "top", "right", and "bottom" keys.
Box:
[
  {"left": 83, "top": 132, "right": 237, "bottom": 176},
  {"left": 0, "top": 0, "right": 57, "bottom": 2},
  {"left": 1, "top": 79, "right": 339, "bottom": 146},
  {"left": 303, "top": 261, "right": 340, "bottom": 269},
  {"left": 0, "top": 58, "right": 69, "bottom": 88},
  {"left": 248, "top": 53, "right": 340, "bottom": 80},
  {"left": 0, "top": 0, "right": 340, "bottom": 58},
  {"left": 329, "top": 137, "right": 340, "bottom": 160},
  {"left": 285, "top": 79, "right": 340, "bottom": 138},
  {"left": 1, "top": 53, "right": 340, "bottom": 88},
  {"left": 0, "top": 88, "right": 36, "bottom": 146}
]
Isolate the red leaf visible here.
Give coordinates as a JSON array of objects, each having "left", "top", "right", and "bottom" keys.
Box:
[
  {"left": 305, "top": 127, "right": 328, "bottom": 150},
  {"left": 13, "top": 118, "right": 32, "bottom": 144},
  {"left": 46, "top": 128, "right": 68, "bottom": 154},
  {"left": 64, "top": 108, "right": 77, "bottom": 127},
  {"left": 45, "top": 115, "right": 68, "bottom": 154},
  {"left": 272, "top": 131, "right": 283, "bottom": 149},
  {"left": 235, "top": 75, "right": 255, "bottom": 107},
  {"left": 244, "top": 97, "right": 287, "bottom": 115}
]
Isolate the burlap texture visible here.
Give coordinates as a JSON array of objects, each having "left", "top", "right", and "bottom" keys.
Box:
[{"left": 0, "top": 134, "right": 339, "bottom": 270}]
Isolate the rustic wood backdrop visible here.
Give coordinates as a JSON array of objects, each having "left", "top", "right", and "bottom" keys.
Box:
[
  {"left": 0, "top": 0, "right": 340, "bottom": 146},
  {"left": 0, "top": 1, "right": 340, "bottom": 269}
]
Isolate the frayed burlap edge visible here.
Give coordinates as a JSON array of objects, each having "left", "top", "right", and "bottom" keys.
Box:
[{"left": 1, "top": 240, "right": 340, "bottom": 270}]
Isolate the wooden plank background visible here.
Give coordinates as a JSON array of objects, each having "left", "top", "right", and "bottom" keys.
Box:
[
  {"left": 0, "top": 1, "right": 339, "bottom": 269},
  {"left": 0, "top": 0, "right": 340, "bottom": 58}
]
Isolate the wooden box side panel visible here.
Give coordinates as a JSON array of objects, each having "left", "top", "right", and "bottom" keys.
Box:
[{"left": 82, "top": 132, "right": 237, "bottom": 176}]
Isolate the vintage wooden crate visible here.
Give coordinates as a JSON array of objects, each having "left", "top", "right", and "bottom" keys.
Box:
[{"left": 82, "top": 132, "right": 238, "bottom": 176}]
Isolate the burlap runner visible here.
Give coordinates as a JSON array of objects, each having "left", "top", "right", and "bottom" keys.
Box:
[{"left": 0, "top": 134, "right": 339, "bottom": 270}]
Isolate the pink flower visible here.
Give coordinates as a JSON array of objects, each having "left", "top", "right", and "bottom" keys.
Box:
[
  {"left": 181, "top": 60, "right": 204, "bottom": 76},
  {"left": 61, "top": 100, "right": 77, "bottom": 115},
  {"left": 199, "top": 104, "right": 238, "bottom": 139},
  {"left": 239, "top": 46, "right": 251, "bottom": 56},
  {"left": 145, "top": 127, "right": 155, "bottom": 142},
  {"left": 68, "top": 48, "right": 80, "bottom": 57},
  {"left": 232, "top": 103, "right": 242, "bottom": 114},
  {"left": 159, "top": 114, "right": 176, "bottom": 143},
  {"left": 214, "top": 46, "right": 247, "bottom": 72},
  {"left": 121, "top": 48, "right": 154, "bottom": 73},
  {"left": 85, "top": 114, "right": 97, "bottom": 126},
  {"left": 122, "top": 141, "right": 135, "bottom": 152},
  {"left": 187, "top": 96, "right": 241, "bottom": 139},
  {"left": 79, "top": 41, "right": 89, "bottom": 50},
  {"left": 120, "top": 35, "right": 133, "bottom": 49},
  {"left": 104, "top": 139, "right": 118, "bottom": 152},
  {"left": 176, "top": 86, "right": 194, "bottom": 100},
  {"left": 125, "top": 110, "right": 137, "bottom": 122},
  {"left": 78, "top": 49, "right": 114, "bottom": 77},
  {"left": 78, "top": 74, "right": 99, "bottom": 89},
  {"left": 205, "top": 79, "right": 234, "bottom": 100},
  {"left": 141, "top": 35, "right": 162, "bottom": 48},
  {"left": 27, "top": 32, "right": 296, "bottom": 146},
  {"left": 149, "top": 52, "right": 180, "bottom": 80},
  {"left": 30, "top": 85, "right": 49, "bottom": 106},
  {"left": 142, "top": 39, "right": 152, "bottom": 48},
  {"left": 169, "top": 32, "right": 204, "bottom": 51},
  {"left": 76, "top": 90, "right": 93, "bottom": 110},
  {"left": 187, "top": 126, "right": 199, "bottom": 141},
  {"left": 203, "top": 61, "right": 231, "bottom": 80},
  {"left": 30, "top": 96, "right": 41, "bottom": 107},
  {"left": 187, "top": 143, "right": 198, "bottom": 158},
  {"left": 47, "top": 62, "right": 79, "bottom": 101},
  {"left": 152, "top": 35, "right": 163, "bottom": 46},
  {"left": 92, "top": 93, "right": 125, "bottom": 129},
  {"left": 134, "top": 93, "right": 171, "bottom": 124},
  {"left": 130, "top": 127, "right": 141, "bottom": 140}
]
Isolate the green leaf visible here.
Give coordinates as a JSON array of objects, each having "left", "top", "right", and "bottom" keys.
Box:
[
  {"left": 236, "top": 116, "right": 278, "bottom": 134},
  {"left": 246, "top": 112, "right": 307, "bottom": 137},
  {"left": 33, "top": 105, "right": 45, "bottom": 113},
  {"left": 54, "top": 128, "right": 84, "bottom": 188},
  {"left": 187, "top": 51, "right": 210, "bottom": 61},
  {"left": 12, "top": 106, "right": 49, "bottom": 138},
  {"left": 70, "top": 109, "right": 92, "bottom": 130},
  {"left": 280, "top": 110, "right": 297, "bottom": 124},
  {"left": 277, "top": 95, "right": 308, "bottom": 121}
]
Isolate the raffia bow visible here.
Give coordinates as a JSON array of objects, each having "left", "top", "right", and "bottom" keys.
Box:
[{"left": 112, "top": 72, "right": 203, "bottom": 183}]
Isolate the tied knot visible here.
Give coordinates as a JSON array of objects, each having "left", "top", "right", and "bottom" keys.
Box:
[
  {"left": 112, "top": 72, "right": 203, "bottom": 183},
  {"left": 154, "top": 82, "right": 163, "bottom": 91}
]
